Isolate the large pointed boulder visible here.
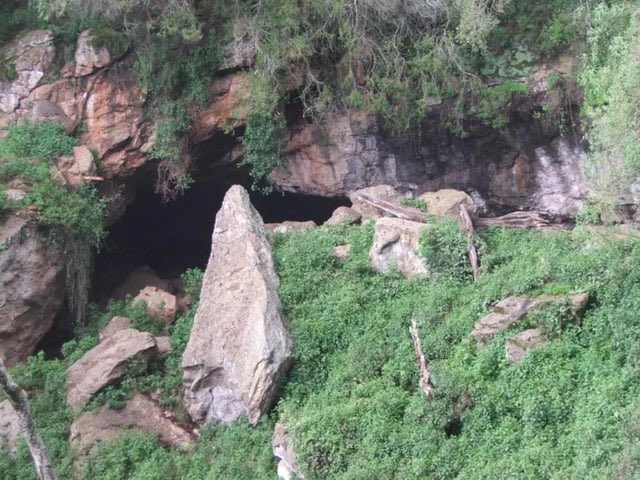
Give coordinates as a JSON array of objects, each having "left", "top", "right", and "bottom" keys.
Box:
[{"left": 182, "top": 185, "right": 292, "bottom": 426}]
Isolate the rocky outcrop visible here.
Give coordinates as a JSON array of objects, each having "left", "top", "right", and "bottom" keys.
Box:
[
  {"left": 273, "top": 423, "right": 305, "bottom": 480},
  {"left": 369, "top": 217, "right": 429, "bottom": 278},
  {"left": 0, "top": 30, "right": 55, "bottom": 129},
  {"left": 192, "top": 72, "right": 250, "bottom": 143},
  {"left": 0, "top": 400, "right": 20, "bottom": 455},
  {"left": 182, "top": 185, "right": 292, "bottom": 425},
  {"left": 472, "top": 293, "right": 588, "bottom": 347},
  {"left": 0, "top": 215, "right": 65, "bottom": 367},
  {"left": 70, "top": 393, "right": 193, "bottom": 458},
  {"left": 133, "top": 286, "right": 177, "bottom": 324},
  {"left": 66, "top": 328, "right": 157, "bottom": 411},
  {"left": 506, "top": 328, "right": 547, "bottom": 364},
  {"left": 74, "top": 29, "right": 127, "bottom": 77},
  {"left": 55, "top": 145, "right": 97, "bottom": 187}
]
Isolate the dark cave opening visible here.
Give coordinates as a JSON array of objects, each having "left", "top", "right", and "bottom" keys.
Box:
[{"left": 93, "top": 178, "right": 349, "bottom": 300}]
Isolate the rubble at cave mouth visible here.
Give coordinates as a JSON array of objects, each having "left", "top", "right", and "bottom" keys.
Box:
[{"left": 93, "top": 180, "right": 350, "bottom": 298}]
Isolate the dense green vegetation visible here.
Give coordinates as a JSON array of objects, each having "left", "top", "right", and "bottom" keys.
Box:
[{"left": 2, "top": 220, "right": 640, "bottom": 479}]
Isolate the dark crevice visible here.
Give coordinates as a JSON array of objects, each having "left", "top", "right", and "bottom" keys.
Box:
[{"left": 93, "top": 176, "right": 349, "bottom": 298}]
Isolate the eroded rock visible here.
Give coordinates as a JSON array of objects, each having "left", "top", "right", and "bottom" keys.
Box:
[
  {"left": 369, "top": 217, "right": 428, "bottom": 278},
  {"left": 182, "top": 185, "right": 292, "bottom": 425},
  {"left": 0, "top": 215, "right": 65, "bottom": 366},
  {"left": 66, "top": 329, "right": 157, "bottom": 411},
  {"left": 56, "top": 145, "right": 96, "bottom": 187},
  {"left": 74, "top": 29, "right": 128, "bottom": 77},
  {"left": 70, "top": 393, "right": 193, "bottom": 459}
]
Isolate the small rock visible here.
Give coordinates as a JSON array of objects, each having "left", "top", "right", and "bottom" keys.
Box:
[
  {"left": 472, "top": 296, "right": 532, "bottom": 347},
  {"left": 0, "top": 400, "right": 20, "bottom": 455},
  {"left": 70, "top": 393, "right": 193, "bottom": 459},
  {"left": 333, "top": 244, "right": 351, "bottom": 260},
  {"left": 99, "top": 316, "right": 132, "bottom": 341},
  {"left": 133, "top": 286, "right": 177, "bottom": 324},
  {"left": 265, "top": 221, "right": 317, "bottom": 234},
  {"left": 417, "top": 189, "right": 478, "bottom": 218},
  {"left": 56, "top": 145, "right": 96, "bottom": 187},
  {"left": 3, "top": 188, "right": 25, "bottom": 202},
  {"left": 66, "top": 329, "right": 157, "bottom": 411},
  {"left": 74, "top": 29, "right": 127, "bottom": 76},
  {"left": 369, "top": 217, "right": 429, "bottom": 278},
  {"left": 155, "top": 336, "right": 172, "bottom": 357},
  {"left": 325, "top": 206, "right": 361, "bottom": 226},
  {"left": 506, "top": 328, "right": 547, "bottom": 364},
  {"left": 273, "top": 423, "right": 305, "bottom": 480}
]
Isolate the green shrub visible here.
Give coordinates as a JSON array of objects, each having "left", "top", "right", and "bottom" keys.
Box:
[{"left": 420, "top": 218, "right": 472, "bottom": 281}]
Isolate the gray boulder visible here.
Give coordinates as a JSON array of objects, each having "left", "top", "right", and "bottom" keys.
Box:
[
  {"left": 66, "top": 328, "right": 157, "bottom": 411},
  {"left": 369, "top": 217, "right": 429, "bottom": 278},
  {"left": 182, "top": 185, "right": 292, "bottom": 426}
]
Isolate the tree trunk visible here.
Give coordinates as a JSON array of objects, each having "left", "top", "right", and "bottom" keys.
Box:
[{"left": 0, "top": 359, "right": 57, "bottom": 480}]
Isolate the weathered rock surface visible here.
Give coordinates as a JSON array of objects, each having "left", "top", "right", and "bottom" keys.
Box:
[
  {"left": 182, "top": 185, "right": 292, "bottom": 425},
  {"left": 369, "top": 217, "right": 429, "bottom": 278},
  {"left": 70, "top": 393, "right": 193, "bottom": 458},
  {"left": 110, "top": 266, "right": 169, "bottom": 300},
  {"left": 325, "top": 206, "right": 361, "bottom": 225},
  {"left": 0, "top": 400, "right": 20, "bottom": 455},
  {"left": 66, "top": 328, "right": 157, "bottom": 411},
  {"left": 506, "top": 328, "right": 547, "bottom": 364},
  {"left": 133, "top": 286, "right": 177, "bottom": 324},
  {"left": 0, "top": 30, "right": 55, "bottom": 127},
  {"left": 417, "top": 189, "right": 478, "bottom": 218},
  {"left": 265, "top": 220, "right": 317, "bottom": 234},
  {"left": 273, "top": 423, "right": 305, "bottom": 480},
  {"left": 333, "top": 244, "right": 351, "bottom": 260},
  {"left": 0, "top": 215, "right": 65, "bottom": 366},
  {"left": 472, "top": 293, "right": 588, "bottom": 347},
  {"left": 99, "top": 316, "right": 133, "bottom": 341},
  {"left": 192, "top": 72, "right": 250, "bottom": 143},
  {"left": 56, "top": 145, "right": 96, "bottom": 187}
]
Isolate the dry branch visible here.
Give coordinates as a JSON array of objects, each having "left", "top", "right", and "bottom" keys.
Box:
[
  {"left": 0, "top": 359, "right": 57, "bottom": 480},
  {"left": 474, "top": 211, "right": 557, "bottom": 229},
  {"left": 355, "top": 193, "right": 427, "bottom": 222},
  {"left": 409, "top": 318, "right": 434, "bottom": 399},
  {"left": 458, "top": 205, "right": 482, "bottom": 279}
]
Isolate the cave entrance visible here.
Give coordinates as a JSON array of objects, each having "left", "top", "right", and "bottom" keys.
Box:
[{"left": 93, "top": 177, "right": 349, "bottom": 300}]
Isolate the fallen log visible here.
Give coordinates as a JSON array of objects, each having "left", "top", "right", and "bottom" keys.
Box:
[
  {"left": 355, "top": 193, "right": 427, "bottom": 223},
  {"left": 409, "top": 319, "right": 434, "bottom": 399},
  {"left": 474, "top": 211, "right": 561, "bottom": 229}
]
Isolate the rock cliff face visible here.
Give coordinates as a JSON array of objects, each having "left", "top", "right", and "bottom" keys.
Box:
[
  {"left": 182, "top": 185, "right": 292, "bottom": 426},
  {"left": 0, "top": 216, "right": 65, "bottom": 367}
]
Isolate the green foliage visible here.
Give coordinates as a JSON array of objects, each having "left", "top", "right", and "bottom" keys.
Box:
[
  {"left": 0, "top": 186, "right": 11, "bottom": 218},
  {"left": 579, "top": 3, "right": 640, "bottom": 200},
  {"left": 90, "top": 26, "right": 130, "bottom": 59},
  {"left": 420, "top": 218, "right": 473, "bottom": 281},
  {"left": 273, "top": 223, "right": 640, "bottom": 479},
  {"left": 241, "top": 74, "right": 286, "bottom": 191},
  {"left": 400, "top": 198, "right": 428, "bottom": 211}
]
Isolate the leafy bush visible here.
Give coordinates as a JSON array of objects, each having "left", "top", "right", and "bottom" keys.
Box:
[
  {"left": 420, "top": 218, "right": 472, "bottom": 281},
  {"left": 579, "top": 3, "right": 640, "bottom": 200}
]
